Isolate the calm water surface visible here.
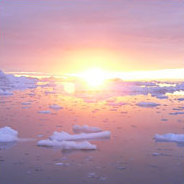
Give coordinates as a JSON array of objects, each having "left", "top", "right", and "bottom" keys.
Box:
[{"left": 0, "top": 83, "right": 184, "bottom": 184}]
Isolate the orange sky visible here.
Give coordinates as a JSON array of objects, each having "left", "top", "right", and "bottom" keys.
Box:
[{"left": 0, "top": 0, "right": 183, "bottom": 75}]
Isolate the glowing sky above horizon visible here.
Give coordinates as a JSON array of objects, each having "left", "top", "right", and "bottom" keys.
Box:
[{"left": 0, "top": 0, "right": 183, "bottom": 75}]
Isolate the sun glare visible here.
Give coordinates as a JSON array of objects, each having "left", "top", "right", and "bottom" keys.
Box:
[{"left": 79, "top": 68, "right": 109, "bottom": 88}]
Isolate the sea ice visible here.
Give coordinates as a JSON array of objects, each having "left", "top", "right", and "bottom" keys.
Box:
[
  {"left": 38, "top": 110, "right": 51, "bottom": 114},
  {"left": 154, "top": 133, "right": 184, "bottom": 143},
  {"left": 152, "top": 152, "right": 161, "bottom": 156},
  {"left": 153, "top": 95, "right": 168, "bottom": 99},
  {"left": 0, "top": 126, "right": 18, "bottom": 142},
  {"left": 21, "top": 102, "right": 31, "bottom": 105},
  {"left": 177, "top": 98, "right": 184, "bottom": 101},
  {"left": 0, "top": 70, "right": 38, "bottom": 92},
  {"left": 37, "top": 140, "right": 96, "bottom": 150},
  {"left": 49, "top": 104, "right": 63, "bottom": 110},
  {"left": 50, "top": 131, "right": 111, "bottom": 141},
  {"left": 169, "top": 112, "right": 184, "bottom": 115},
  {"left": 136, "top": 102, "right": 160, "bottom": 107},
  {"left": 73, "top": 125, "right": 102, "bottom": 133}
]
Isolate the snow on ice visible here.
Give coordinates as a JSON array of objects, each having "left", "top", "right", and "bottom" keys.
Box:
[
  {"left": 38, "top": 126, "right": 111, "bottom": 150},
  {"left": 37, "top": 140, "right": 96, "bottom": 150},
  {"left": 50, "top": 131, "right": 111, "bottom": 141}
]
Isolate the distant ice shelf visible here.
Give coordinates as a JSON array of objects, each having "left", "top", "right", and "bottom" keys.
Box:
[{"left": 0, "top": 70, "right": 38, "bottom": 95}]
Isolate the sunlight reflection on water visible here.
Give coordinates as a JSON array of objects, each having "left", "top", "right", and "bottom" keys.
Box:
[{"left": 1, "top": 73, "right": 184, "bottom": 184}]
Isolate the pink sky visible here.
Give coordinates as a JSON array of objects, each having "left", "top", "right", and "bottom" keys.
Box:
[{"left": 0, "top": 0, "right": 183, "bottom": 74}]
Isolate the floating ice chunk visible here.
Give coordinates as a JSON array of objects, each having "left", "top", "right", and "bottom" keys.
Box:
[
  {"left": 172, "top": 107, "right": 184, "bottom": 111},
  {"left": 0, "top": 127, "right": 18, "bottom": 142},
  {"left": 169, "top": 112, "right": 184, "bottom": 115},
  {"left": 152, "top": 152, "right": 161, "bottom": 156},
  {"left": 154, "top": 133, "right": 184, "bottom": 143},
  {"left": 49, "top": 104, "right": 63, "bottom": 110},
  {"left": 87, "top": 172, "right": 98, "bottom": 178},
  {"left": 136, "top": 102, "right": 160, "bottom": 107},
  {"left": 177, "top": 98, "right": 184, "bottom": 101},
  {"left": 21, "top": 102, "right": 31, "bottom": 105},
  {"left": 55, "top": 162, "right": 64, "bottom": 166},
  {"left": 37, "top": 140, "right": 96, "bottom": 150},
  {"left": 38, "top": 110, "right": 51, "bottom": 114},
  {"left": 154, "top": 95, "right": 168, "bottom": 99},
  {"left": 50, "top": 131, "right": 111, "bottom": 141},
  {"left": 73, "top": 125, "right": 102, "bottom": 133}
]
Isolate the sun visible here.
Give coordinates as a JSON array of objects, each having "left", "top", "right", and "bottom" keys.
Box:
[{"left": 78, "top": 68, "right": 109, "bottom": 88}]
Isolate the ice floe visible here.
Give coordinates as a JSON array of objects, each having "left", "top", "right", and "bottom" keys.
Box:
[
  {"left": 50, "top": 131, "right": 111, "bottom": 141},
  {"left": 73, "top": 125, "right": 102, "bottom": 133},
  {"left": 38, "top": 110, "right": 51, "bottom": 114},
  {"left": 153, "top": 95, "right": 168, "bottom": 99},
  {"left": 177, "top": 98, "right": 184, "bottom": 101},
  {"left": 2, "top": 69, "right": 184, "bottom": 100},
  {"left": 169, "top": 112, "right": 184, "bottom": 115},
  {"left": 0, "top": 127, "right": 18, "bottom": 142},
  {"left": 154, "top": 133, "right": 184, "bottom": 143},
  {"left": 38, "top": 126, "right": 111, "bottom": 150},
  {"left": 49, "top": 104, "right": 63, "bottom": 110},
  {"left": 136, "top": 102, "right": 160, "bottom": 107},
  {"left": 21, "top": 102, "right": 32, "bottom": 105},
  {"left": 37, "top": 140, "right": 96, "bottom": 150}
]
